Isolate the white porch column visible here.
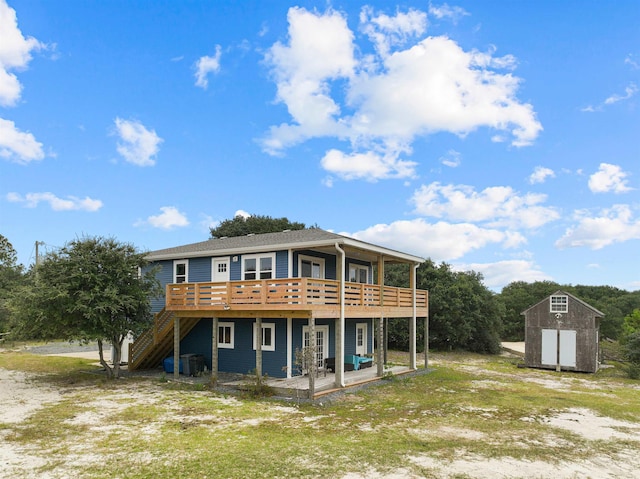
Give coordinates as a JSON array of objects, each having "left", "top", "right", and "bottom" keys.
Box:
[
  {"left": 410, "top": 264, "right": 418, "bottom": 370},
  {"left": 286, "top": 317, "right": 292, "bottom": 379},
  {"left": 211, "top": 316, "right": 219, "bottom": 380},
  {"left": 335, "top": 243, "right": 346, "bottom": 388},
  {"left": 173, "top": 316, "right": 180, "bottom": 379}
]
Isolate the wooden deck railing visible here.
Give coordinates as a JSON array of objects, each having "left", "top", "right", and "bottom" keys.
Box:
[{"left": 166, "top": 278, "right": 427, "bottom": 310}]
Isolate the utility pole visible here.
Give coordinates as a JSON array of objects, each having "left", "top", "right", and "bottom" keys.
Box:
[{"left": 35, "top": 241, "right": 45, "bottom": 268}]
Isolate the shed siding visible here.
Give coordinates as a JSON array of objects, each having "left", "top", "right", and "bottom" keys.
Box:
[{"left": 524, "top": 293, "right": 600, "bottom": 373}]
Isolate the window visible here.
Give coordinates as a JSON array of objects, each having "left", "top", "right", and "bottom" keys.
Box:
[
  {"left": 299, "top": 255, "right": 325, "bottom": 279},
  {"left": 349, "top": 264, "right": 368, "bottom": 283},
  {"left": 550, "top": 295, "right": 568, "bottom": 313},
  {"left": 253, "top": 323, "right": 276, "bottom": 352},
  {"left": 218, "top": 322, "right": 234, "bottom": 349},
  {"left": 173, "top": 260, "right": 188, "bottom": 283},
  {"left": 243, "top": 254, "right": 275, "bottom": 280}
]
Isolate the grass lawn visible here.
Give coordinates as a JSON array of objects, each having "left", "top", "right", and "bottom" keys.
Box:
[{"left": 1, "top": 349, "right": 639, "bottom": 478}]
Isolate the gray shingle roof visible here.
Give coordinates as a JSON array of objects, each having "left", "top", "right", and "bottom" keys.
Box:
[{"left": 146, "top": 228, "right": 424, "bottom": 263}]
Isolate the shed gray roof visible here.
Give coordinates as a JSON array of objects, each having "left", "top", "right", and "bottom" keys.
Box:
[
  {"left": 146, "top": 228, "right": 425, "bottom": 264},
  {"left": 521, "top": 290, "right": 605, "bottom": 317}
]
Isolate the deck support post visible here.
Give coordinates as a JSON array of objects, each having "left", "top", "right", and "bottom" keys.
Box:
[
  {"left": 377, "top": 315, "right": 384, "bottom": 377},
  {"left": 173, "top": 316, "right": 180, "bottom": 379},
  {"left": 212, "top": 316, "right": 219, "bottom": 382},
  {"left": 424, "top": 315, "right": 429, "bottom": 370},
  {"left": 256, "top": 317, "right": 263, "bottom": 379},
  {"left": 308, "top": 315, "right": 316, "bottom": 398}
]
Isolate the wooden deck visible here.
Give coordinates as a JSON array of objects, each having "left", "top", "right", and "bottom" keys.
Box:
[{"left": 166, "top": 278, "right": 428, "bottom": 319}]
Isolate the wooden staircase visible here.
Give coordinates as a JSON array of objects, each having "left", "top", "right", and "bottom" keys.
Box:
[{"left": 128, "top": 308, "right": 201, "bottom": 371}]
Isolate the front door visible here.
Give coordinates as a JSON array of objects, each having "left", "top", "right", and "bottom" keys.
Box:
[
  {"left": 303, "top": 325, "right": 329, "bottom": 369},
  {"left": 212, "top": 257, "right": 230, "bottom": 282},
  {"left": 356, "top": 323, "right": 368, "bottom": 356}
]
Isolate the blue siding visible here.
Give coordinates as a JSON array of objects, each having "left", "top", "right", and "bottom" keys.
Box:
[
  {"left": 147, "top": 261, "right": 171, "bottom": 313},
  {"left": 181, "top": 318, "right": 289, "bottom": 378},
  {"left": 276, "top": 250, "right": 288, "bottom": 278},
  {"left": 230, "top": 256, "right": 241, "bottom": 281},
  {"left": 188, "top": 257, "right": 211, "bottom": 282}
]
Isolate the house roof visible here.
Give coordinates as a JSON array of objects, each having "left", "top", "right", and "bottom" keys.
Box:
[
  {"left": 146, "top": 228, "right": 425, "bottom": 264},
  {"left": 521, "top": 290, "right": 605, "bottom": 317}
]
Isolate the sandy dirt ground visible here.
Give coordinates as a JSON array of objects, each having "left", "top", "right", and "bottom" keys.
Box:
[{"left": 1, "top": 347, "right": 639, "bottom": 478}]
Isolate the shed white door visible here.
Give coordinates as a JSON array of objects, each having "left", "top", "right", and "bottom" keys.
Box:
[
  {"left": 559, "top": 330, "right": 577, "bottom": 368},
  {"left": 541, "top": 329, "right": 557, "bottom": 366},
  {"left": 541, "top": 329, "right": 577, "bottom": 368}
]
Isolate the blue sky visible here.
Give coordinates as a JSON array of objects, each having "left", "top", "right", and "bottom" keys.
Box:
[{"left": 1, "top": 0, "right": 639, "bottom": 291}]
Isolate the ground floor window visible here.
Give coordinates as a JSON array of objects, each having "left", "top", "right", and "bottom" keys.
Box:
[
  {"left": 253, "top": 322, "right": 276, "bottom": 351},
  {"left": 218, "top": 322, "right": 234, "bottom": 349}
]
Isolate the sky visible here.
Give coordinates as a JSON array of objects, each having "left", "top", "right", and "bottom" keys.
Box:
[{"left": 1, "top": 0, "right": 639, "bottom": 292}]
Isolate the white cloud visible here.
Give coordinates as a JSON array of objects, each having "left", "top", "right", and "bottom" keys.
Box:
[
  {"left": 604, "top": 83, "right": 637, "bottom": 105},
  {"left": 321, "top": 149, "right": 417, "bottom": 181},
  {"left": 428, "top": 2, "right": 470, "bottom": 24},
  {"left": 0, "top": 117, "right": 44, "bottom": 164},
  {"left": 411, "top": 182, "right": 560, "bottom": 229},
  {"left": 528, "top": 166, "right": 555, "bottom": 184},
  {"left": 582, "top": 83, "right": 638, "bottom": 112},
  {"left": 0, "top": 0, "right": 44, "bottom": 106},
  {"left": 440, "top": 149, "right": 461, "bottom": 168},
  {"left": 194, "top": 45, "right": 222, "bottom": 89},
  {"left": 137, "top": 206, "right": 189, "bottom": 230},
  {"left": 113, "top": 118, "right": 162, "bottom": 166},
  {"left": 458, "top": 259, "right": 551, "bottom": 290},
  {"left": 625, "top": 54, "right": 639, "bottom": 70},
  {"left": 262, "top": 6, "right": 541, "bottom": 182},
  {"left": 588, "top": 163, "right": 632, "bottom": 194},
  {"left": 555, "top": 204, "right": 640, "bottom": 250},
  {"left": 7, "top": 192, "right": 103, "bottom": 211},
  {"left": 234, "top": 209, "right": 251, "bottom": 219},
  {"left": 360, "top": 6, "right": 427, "bottom": 58},
  {"left": 350, "top": 218, "right": 522, "bottom": 261}
]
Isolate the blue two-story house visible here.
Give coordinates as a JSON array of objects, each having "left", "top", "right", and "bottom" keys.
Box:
[{"left": 129, "top": 228, "right": 428, "bottom": 391}]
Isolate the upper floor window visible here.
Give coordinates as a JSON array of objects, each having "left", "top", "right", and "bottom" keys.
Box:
[
  {"left": 349, "top": 264, "right": 369, "bottom": 283},
  {"left": 299, "top": 255, "right": 325, "bottom": 279},
  {"left": 243, "top": 253, "right": 275, "bottom": 280},
  {"left": 173, "top": 260, "right": 188, "bottom": 283},
  {"left": 550, "top": 295, "right": 568, "bottom": 313}
]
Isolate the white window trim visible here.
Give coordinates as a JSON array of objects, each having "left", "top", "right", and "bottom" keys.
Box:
[
  {"left": 173, "top": 259, "right": 188, "bottom": 284},
  {"left": 298, "top": 254, "right": 325, "bottom": 279},
  {"left": 349, "top": 264, "right": 369, "bottom": 283},
  {"left": 242, "top": 253, "right": 276, "bottom": 280},
  {"left": 253, "top": 322, "right": 276, "bottom": 352},
  {"left": 218, "top": 322, "right": 235, "bottom": 349},
  {"left": 550, "top": 295, "right": 568, "bottom": 313}
]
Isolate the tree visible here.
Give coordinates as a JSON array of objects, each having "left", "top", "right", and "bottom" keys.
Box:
[
  {"left": 210, "top": 214, "right": 306, "bottom": 238},
  {"left": 385, "top": 260, "right": 504, "bottom": 354},
  {"left": 0, "top": 235, "right": 24, "bottom": 332},
  {"left": 10, "top": 237, "right": 161, "bottom": 378}
]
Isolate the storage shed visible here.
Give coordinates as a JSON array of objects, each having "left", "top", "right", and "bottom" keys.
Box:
[{"left": 522, "top": 290, "right": 603, "bottom": 373}]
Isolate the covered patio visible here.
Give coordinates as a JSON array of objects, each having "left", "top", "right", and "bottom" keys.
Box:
[{"left": 220, "top": 363, "right": 418, "bottom": 399}]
